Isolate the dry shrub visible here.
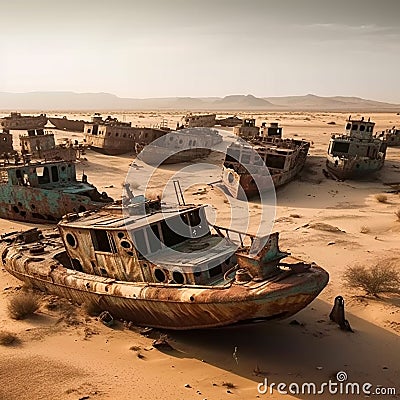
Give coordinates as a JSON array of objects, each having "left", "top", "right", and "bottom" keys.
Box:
[
  {"left": 375, "top": 193, "right": 388, "bottom": 203},
  {"left": 395, "top": 209, "right": 400, "bottom": 221},
  {"left": 8, "top": 292, "right": 41, "bottom": 320},
  {"left": 309, "top": 222, "right": 344, "bottom": 233},
  {"left": 222, "top": 382, "right": 236, "bottom": 389},
  {"left": 129, "top": 345, "right": 142, "bottom": 351},
  {"left": 0, "top": 331, "right": 20, "bottom": 346},
  {"left": 360, "top": 226, "right": 370, "bottom": 234},
  {"left": 344, "top": 260, "right": 400, "bottom": 296},
  {"left": 290, "top": 213, "right": 302, "bottom": 218}
]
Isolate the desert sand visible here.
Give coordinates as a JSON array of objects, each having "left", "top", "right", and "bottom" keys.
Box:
[{"left": 0, "top": 111, "right": 399, "bottom": 399}]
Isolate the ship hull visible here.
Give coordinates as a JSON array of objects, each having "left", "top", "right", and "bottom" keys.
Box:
[
  {"left": 222, "top": 147, "right": 308, "bottom": 199},
  {"left": 139, "top": 147, "right": 211, "bottom": 165},
  {"left": 0, "top": 244, "right": 328, "bottom": 330},
  {"left": 326, "top": 157, "right": 385, "bottom": 180},
  {"left": 48, "top": 117, "right": 85, "bottom": 133},
  {"left": 0, "top": 186, "right": 110, "bottom": 223}
]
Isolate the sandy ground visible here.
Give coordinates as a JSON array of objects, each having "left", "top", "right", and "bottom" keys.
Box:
[{"left": 0, "top": 111, "right": 399, "bottom": 399}]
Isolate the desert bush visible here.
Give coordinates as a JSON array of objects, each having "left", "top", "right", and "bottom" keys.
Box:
[
  {"left": 222, "top": 382, "right": 236, "bottom": 389},
  {"left": 360, "top": 226, "right": 370, "bottom": 234},
  {"left": 8, "top": 292, "right": 41, "bottom": 320},
  {"left": 0, "top": 331, "right": 20, "bottom": 346},
  {"left": 375, "top": 193, "right": 388, "bottom": 203},
  {"left": 344, "top": 261, "right": 400, "bottom": 296}
]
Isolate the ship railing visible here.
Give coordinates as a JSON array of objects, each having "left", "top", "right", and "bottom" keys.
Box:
[{"left": 210, "top": 224, "right": 255, "bottom": 247}]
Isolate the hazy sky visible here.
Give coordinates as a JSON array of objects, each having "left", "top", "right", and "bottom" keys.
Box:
[{"left": 1, "top": 0, "right": 399, "bottom": 102}]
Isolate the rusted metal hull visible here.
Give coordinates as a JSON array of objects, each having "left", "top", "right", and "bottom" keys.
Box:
[
  {"left": 222, "top": 152, "right": 307, "bottom": 199},
  {"left": 139, "top": 147, "right": 212, "bottom": 165},
  {"left": 1, "top": 243, "right": 329, "bottom": 330},
  {"left": 48, "top": 117, "right": 85, "bottom": 133},
  {"left": 1, "top": 115, "right": 47, "bottom": 130},
  {"left": 326, "top": 157, "right": 384, "bottom": 180},
  {"left": 0, "top": 186, "right": 109, "bottom": 223}
]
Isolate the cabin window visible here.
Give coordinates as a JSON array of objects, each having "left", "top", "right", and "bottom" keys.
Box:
[
  {"left": 331, "top": 142, "right": 350, "bottom": 153},
  {"left": 160, "top": 219, "right": 187, "bottom": 247},
  {"left": 37, "top": 166, "right": 50, "bottom": 184},
  {"left": 265, "top": 154, "right": 286, "bottom": 169},
  {"left": 91, "top": 230, "right": 116, "bottom": 253},
  {"left": 172, "top": 270, "right": 185, "bottom": 284},
  {"left": 346, "top": 123, "right": 351, "bottom": 130},
  {"left": 351, "top": 124, "right": 358, "bottom": 131},
  {"left": 360, "top": 125, "right": 365, "bottom": 132},
  {"left": 154, "top": 268, "right": 166, "bottom": 282},
  {"left": 181, "top": 209, "right": 201, "bottom": 227},
  {"left": 367, "top": 126, "right": 373, "bottom": 132},
  {"left": 71, "top": 258, "right": 83, "bottom": 272},
  {"left": 146, "top": 226, "right": 162, "bottom": 253},
  {"left": 240, "top": 153, "right": 251, "bottom": 164},
  {"left": 87, "top": 129, "right": 91, "bottom": 133},
  {"left": 132, "top": 229, "right": 148, "bottom": 257},
  {"left": 209, "top": 263, "right": 222, "bottom": 277},
  {"left": 51, "top": 166, "right": 59, "bottom": 182}
]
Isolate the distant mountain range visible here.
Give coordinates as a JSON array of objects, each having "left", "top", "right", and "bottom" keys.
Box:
[{"left": 0, "top": 91, "right": 398, "bottom": 111}]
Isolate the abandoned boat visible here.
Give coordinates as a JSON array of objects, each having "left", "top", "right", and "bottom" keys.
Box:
[
  {"left": 383, "top": 127, "right": 400, "bottom": 147},
  {"left": 222, "top": 124, "right": 310, "bottom": 198},
  {"left": 84, "top": 114, "right": 169, "bottom": 155},
  {"left": 0, "top": 112, "right": 47, "bottom": 131},
  {"left": 325, "top": 117, "right": 387, "bottom": 180},
  {"left": 0, "top": 160, "right": 113, "bottom": 223},
  {"left": 216, "top": 115, "right": 243, "bottom": 127},
  {"left": 20, "top": 129, "right": 78, "bottom": 162},
  {"left": 48, "top": 116, "right": 86, "bottom": 133},
  {"left": 184, "top": 113, "right": 216, "bottom": 128},
  {"left": 138, "top": 128, "right": 223, "bottom": 165},
  {"left": 0, "top": 195, "right": 329, "bottom": 330}
]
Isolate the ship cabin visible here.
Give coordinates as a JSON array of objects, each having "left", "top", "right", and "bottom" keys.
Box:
[
  {"left": 224, "top": 141, "right": 299, "bottom": 173},
  {"left": 260, "top": 122, "right": 282, "bottom": 138},
  {"left": 344, "top": 117, "right": 375, "bottom": 140},
  {"left": 20, "top": 130, "right": 55, "bottom": 155},
  {"left": 58, "top": 203, "right": 240, "bottom": 286},
  {"left": 0, "top": 160, "right": 106, "bottom": 200},
  {"left": 233, "top": 118, "right": 260, "bottom": 139},
  {"left": 184, "top": 113, "right": 216, "bottom": 128},
  {"left": 328, "top": 117, "right": 387, "bottom": 160},
  {"left": 384, "top": 127, "right": 400, "bottom": 146}
]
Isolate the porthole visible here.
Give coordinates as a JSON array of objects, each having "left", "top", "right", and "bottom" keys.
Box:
[
  {"left": 12, "top": 206, "right": 19, "bottom": 213},
  {"left": 172, "top": 270, "right": 185, "bottom": 284},
  {"left": 66, "top": 233, "right": 77, "bottom": 248},
  {"left": 117, "top": 232, "right": 124, "bottom": 239},
  {"left": 120, "top": 240, "right": 131, "bottom": 249},
  {"left": 154, "top": 268, "right": 166, "bottom": 282}
]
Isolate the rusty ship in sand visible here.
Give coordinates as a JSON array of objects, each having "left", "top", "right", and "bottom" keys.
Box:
[
  {"left": 0, "top": 112, "right": 47, "bottom": 131},
  {"left": 48, "top": 116, "right": 86, "bottom": 132},
  {"left": 0, "top": 159, "right": 113, "bottom": 223},
  {"left": 222, "top": 121, "right": 310, "bottom": 198},
  {"left": 84, "top": 113, "right": 169, "bottom": 155},
  {"left": 138, "top": 128, "right": 223, "bottom": 165},
  {"left": 0, "top": 193, "right": 328, "bottom": 330},
  {"left": 325, "top": 117, "right": 387, "bottom": 180},
  {"left": 383, "top": 127, "right": 400, "bottom": 147}
]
